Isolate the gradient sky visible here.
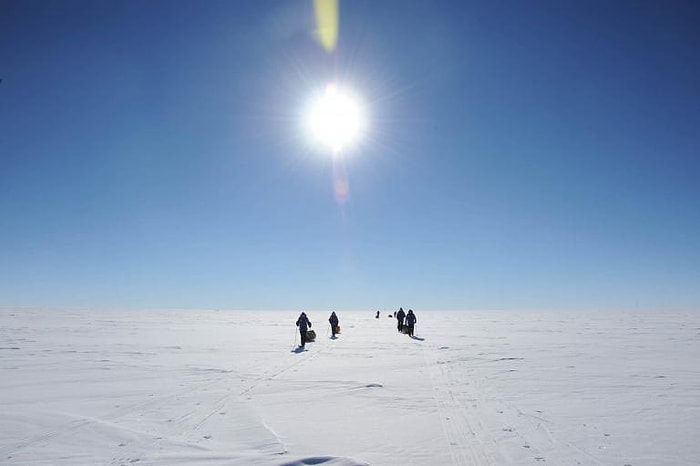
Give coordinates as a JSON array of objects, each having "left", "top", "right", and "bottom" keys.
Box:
[{"left": 1, "top": 0, "right": 699, "bottom": 311}]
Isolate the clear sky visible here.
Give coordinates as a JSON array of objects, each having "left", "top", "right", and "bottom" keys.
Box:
[{"left": 1, "top": 0, "right": 698, "bottom": 311}]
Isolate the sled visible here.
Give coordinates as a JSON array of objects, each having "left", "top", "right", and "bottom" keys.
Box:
[{"left": 306, "top": 329, "right": 317, "bottom": 342}]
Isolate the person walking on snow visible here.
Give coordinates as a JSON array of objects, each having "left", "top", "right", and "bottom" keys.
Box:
[
  {"left": 329, "top": 311, "right": 339, "bottom": 337},
  {"left": 296, "top": 312, "right": 312, "bottom": 347},
  {"left": 405, "top": 309, "right": 416, "bottom": 337},
  {"left": 396, "top": 307, "right": 406, "bottom": 333}
]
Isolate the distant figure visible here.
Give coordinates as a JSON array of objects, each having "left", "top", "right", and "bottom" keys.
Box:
[
  {"left": 376, "top": 310, "right": 380, "bottom": 319},
  {"left": 296, "top": 312, "right": 312, "bottom": 347},
  {"left": 393, "top": 311, "right": 397, "bottom": 318},
  {"left": 405, "top": 309, "right": 416, "bottom": 337},
  {"left": 329, "top": 311, "right": 339, "bottom": 337},
  {"left": 396, "top": 307, "right": 406, "bottom": 333}
]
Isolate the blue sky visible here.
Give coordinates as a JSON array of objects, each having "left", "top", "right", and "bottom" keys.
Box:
[{"left": 1, "top": 0, "right": 698, "bottom": 311}]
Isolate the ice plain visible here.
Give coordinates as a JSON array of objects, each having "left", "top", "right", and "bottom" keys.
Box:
[{"left": 1, "top": 309, "right": 698, "bottom": 465}]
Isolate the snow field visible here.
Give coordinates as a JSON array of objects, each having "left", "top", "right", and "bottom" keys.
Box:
[{"left": 1, "top": 309, "right": 698, "bottom": 465}]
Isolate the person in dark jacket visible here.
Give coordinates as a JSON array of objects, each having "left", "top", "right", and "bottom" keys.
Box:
[
  {"left": 329, "top": 311, "right": 339, "bottom": 337},
  {"left": 296, "top": 312, "right": 312, "bottom": 347},
  {"left": 396, "top": 307, "right": 406, "bottom": 333},
  {"left": 405, "top": 309, "right": 416, "bottom": 336}
]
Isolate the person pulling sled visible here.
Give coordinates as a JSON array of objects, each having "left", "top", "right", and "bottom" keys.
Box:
[
  {"left": 296, "top": 312, "right": 312, "bottom": 347},
  {"left": 405, "top": 309, "right": 416, "bottom": 337},
  {"left": 329, "top": 311, "right": 340, "bottom": 337},
  {"left": 396, "top": 307, "right": 406, "bottom": 333}
]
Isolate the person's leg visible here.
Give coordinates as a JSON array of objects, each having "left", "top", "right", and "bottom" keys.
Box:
[{"left": 301, "top": 330, "right": 306, "bottom": 346}]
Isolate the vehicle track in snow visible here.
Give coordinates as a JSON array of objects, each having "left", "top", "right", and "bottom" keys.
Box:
[
  {"left": 422, "top": 340, "right": 606, "bottom": 466},
  {"left": 422, "top": 342, "right": 493, "bottom": 466}
]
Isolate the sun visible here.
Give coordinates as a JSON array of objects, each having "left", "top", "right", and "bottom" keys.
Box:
[{"left": 306, "top": 83, "right": 365, "bottom": 154}]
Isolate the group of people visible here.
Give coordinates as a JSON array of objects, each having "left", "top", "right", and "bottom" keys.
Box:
[
  {"left": 394, "top": 307, "right": 417, "bottom": 336},
  {"left": 294, "top": 311, "right": 340, "bottom": 348},
  {"left": 295, "top": 308, "right": 417, "bottom": 348}
]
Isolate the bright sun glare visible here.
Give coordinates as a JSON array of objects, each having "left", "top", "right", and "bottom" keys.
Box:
[{"left": 307, "top": 83, "right": 365, "bottom": 153}]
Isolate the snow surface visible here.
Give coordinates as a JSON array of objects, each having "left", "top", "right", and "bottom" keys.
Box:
[{"left": 1, "top": 309, "right": 699, "bottom": 465}]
